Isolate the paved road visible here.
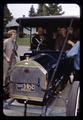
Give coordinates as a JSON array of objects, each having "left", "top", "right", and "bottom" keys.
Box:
[
  {"left": 3, "top": 82, "right": 72, "bottom": 116},
  {"left": 3, "top": 45, "right": 73, "bottom": 116}
]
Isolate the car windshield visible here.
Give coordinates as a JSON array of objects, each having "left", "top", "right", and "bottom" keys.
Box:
[{"left": 16, "top": 16, "right": 80, "bottom": 51}]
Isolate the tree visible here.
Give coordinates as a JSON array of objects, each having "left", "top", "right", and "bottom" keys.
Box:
[
  {"left": 4, "top": 4, "right": 13, "bottom": 26},
  {"left": 47, "top": 4, "right": 64, "bottom": 15},
  {"left": 36, "top": 4, "right": 64, "bottom": 16},
  {"left": 36, "top": 4, "right": 49, "bottom": 16},
  {"left": 36, "top": 4, "right": 43, "bottom": 16},
  {"left": 42, "top": 4, "right": 49, "bottom": 16},
  {"left": 29, "top": 5, "right": 36, "bottom": 17}
]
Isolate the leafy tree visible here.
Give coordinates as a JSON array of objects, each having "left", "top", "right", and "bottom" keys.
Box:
[
  {"left": 42, "top": 4, "right": 49, "bottom": 16},
  {"left": 29, "top": 5, "right": 36, "bottom": 17},
  {"left": 36, "top": 4, "right": 48, "bottom": 16},
  {"left": 36, "top": 4, "right": 64, "bottom": 16},
  {"left": 47, "top": 4, "right": 64, "bottom": 15},
  {"left": 36, "top": 4, "right": 43, "bottom": 16},
  {"left": 4, "top": 4, "right": 13, "bottom": 26}
]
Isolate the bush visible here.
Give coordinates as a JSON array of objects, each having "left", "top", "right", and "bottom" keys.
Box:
[{"left": 17, "top": 37, "right": 30, "bottom": 46}]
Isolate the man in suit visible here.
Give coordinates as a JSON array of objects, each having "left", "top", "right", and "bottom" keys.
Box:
[{"left": 31, "top": 26, "right": 49, "bottom": 50}]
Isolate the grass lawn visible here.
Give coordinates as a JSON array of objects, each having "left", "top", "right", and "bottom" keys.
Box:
[{"left": 17, "top": 37, "right": 30, "bottom": 46}]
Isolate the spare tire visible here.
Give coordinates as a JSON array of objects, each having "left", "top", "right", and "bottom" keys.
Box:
[{"left": 66, "top": 81, "right": 80, "bottom": 116}]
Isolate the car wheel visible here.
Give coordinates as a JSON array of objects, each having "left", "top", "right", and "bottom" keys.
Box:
[{"left": 66, "top": 81, "right": 80, "bottom": 116}]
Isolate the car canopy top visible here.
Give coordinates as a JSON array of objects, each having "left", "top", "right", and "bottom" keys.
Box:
[{"left": 16, "top": 15, "right": 80, "bottom": 29}]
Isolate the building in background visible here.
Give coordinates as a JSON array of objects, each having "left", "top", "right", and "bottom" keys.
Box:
[
  {"left": 5, "top": 18, "right": 36, "bottom": 38},
  {"left": 5, "top": 18, "right": 22, "bottom": 37}
]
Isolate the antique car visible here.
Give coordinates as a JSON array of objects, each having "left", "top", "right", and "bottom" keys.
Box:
[{"left": 3, "top": 16, "right": 80, "bottom": 116}]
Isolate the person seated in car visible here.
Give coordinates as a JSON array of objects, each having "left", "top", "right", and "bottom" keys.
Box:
[
  {"left": 54, "top": 27, "right": 77, "bottom": 52},
  {"left": 66, "top": 27, "right": 75, "bottom": 50},
  {"left": 54, "top": 27, "right": 67, "bottom": 51},
  {"left": 31, "top": 26, "right": 49, "bottom": 50},
  {"left": 49, "top": 31, "right": 57, "bottom": 50}
]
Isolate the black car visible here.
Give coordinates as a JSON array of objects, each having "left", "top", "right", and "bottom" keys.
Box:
[{"left": 3, "top": 16, "right": 80, "bottom": 116}]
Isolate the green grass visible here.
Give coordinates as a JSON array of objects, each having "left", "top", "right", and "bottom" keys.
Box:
[{"left": 17, "top": 37, "right": 30, "bottom": 46}]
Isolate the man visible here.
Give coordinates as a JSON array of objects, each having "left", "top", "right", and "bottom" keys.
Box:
[
  {"left": 55, "top": 27, "right": 67, "bottom": 51},
  {"left": 31, "top": 26, "right": 49, "bottom": 50},
  {"left": 3, "top": 30, "right": 18, "bottom": 87},
  {"left": 67, "top": 40, "right": 80, "bottom": 81},
  {"left": 66, "top": 27, "right": 75, "bottom": 50}
]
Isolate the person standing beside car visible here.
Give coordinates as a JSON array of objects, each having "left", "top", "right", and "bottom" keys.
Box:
[
  {"left": 67, "top": 40, "right": 80, "bottom": 81},
  {"left": 3, "top": 30, "right": 18, "bottom": 87}
]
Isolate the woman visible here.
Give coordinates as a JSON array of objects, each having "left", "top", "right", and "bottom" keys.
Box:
[{"left": 3, "top": 30, "right": 18, "bottom": 88}]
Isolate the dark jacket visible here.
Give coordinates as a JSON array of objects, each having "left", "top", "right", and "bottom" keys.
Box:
[{"left": 31, "top": 34, "right": 49, "bottom": 50}]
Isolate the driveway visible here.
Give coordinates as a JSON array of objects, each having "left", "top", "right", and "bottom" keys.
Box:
[
  {"left": 17, "top": 45, "right": 30, "bottom": 56},
  {"left": 3, "top": 46, "right": 72, "bottom": 116}
]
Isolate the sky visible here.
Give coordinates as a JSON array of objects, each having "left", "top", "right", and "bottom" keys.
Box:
[{"left": 7, "top": 4, "right": 80, "bottom": 18}]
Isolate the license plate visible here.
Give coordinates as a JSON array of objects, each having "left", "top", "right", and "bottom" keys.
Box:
[{"left": 16, "top": 83, "right": 35, "bottom": 92}]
